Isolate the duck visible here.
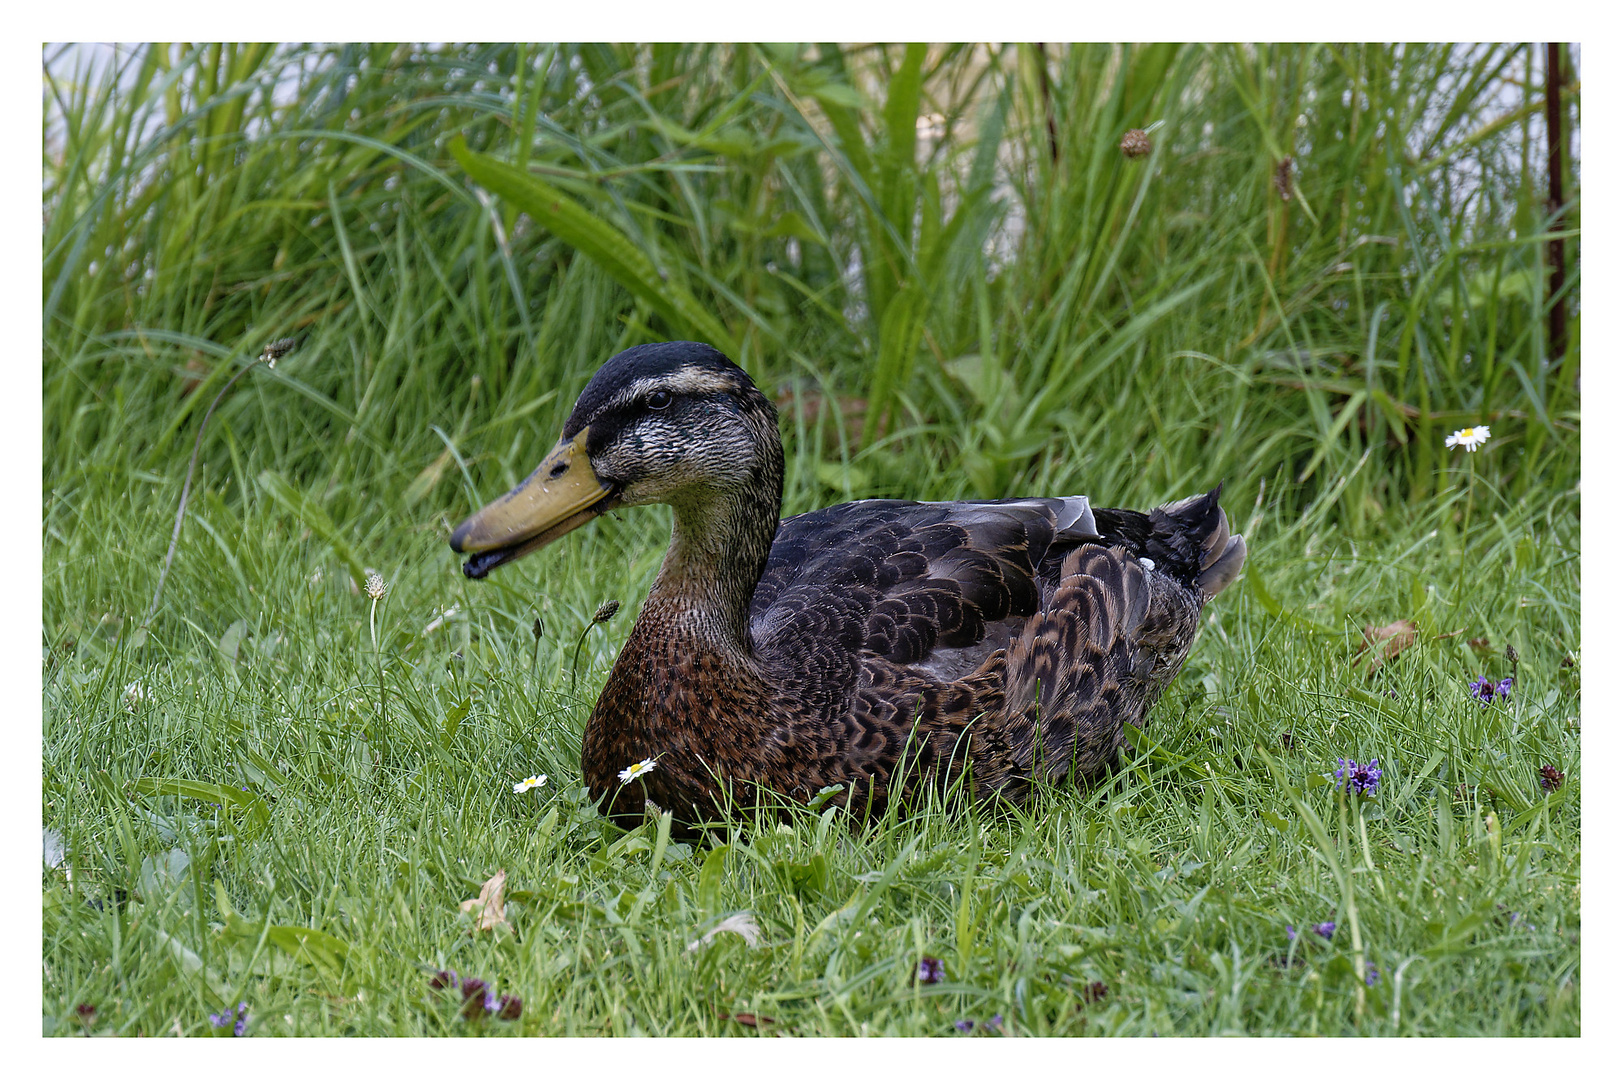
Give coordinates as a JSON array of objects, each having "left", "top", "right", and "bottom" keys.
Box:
[{"left": 450, "top": 341, "right": 1246, "bottom": 827}]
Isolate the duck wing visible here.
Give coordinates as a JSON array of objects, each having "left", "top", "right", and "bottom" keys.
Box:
[
  {"left": 743, "top": 490, "right": 1244, "bottom": 807},
  {"left": 748, "top": 496, "right": 1101, "bottom": 683}
]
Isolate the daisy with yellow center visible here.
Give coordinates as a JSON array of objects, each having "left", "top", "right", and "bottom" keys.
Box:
[
  {"left": 1445, "top": 425, "right": 1491, "bottom": 451},
  {"left": 618, "top": 758, "right": 658, "bottom": 783},
  {"left": 512, "top": 774, "right": 548, "bottom": 794}
]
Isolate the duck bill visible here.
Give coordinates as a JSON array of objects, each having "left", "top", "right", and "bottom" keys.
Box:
[{"left": 449, "top": 428, "right": 614, "bottom": 579}]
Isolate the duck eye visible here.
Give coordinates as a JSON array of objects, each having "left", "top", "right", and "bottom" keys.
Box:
[{"left": 646, "top": 389, "right": 672, "bottom": 410}]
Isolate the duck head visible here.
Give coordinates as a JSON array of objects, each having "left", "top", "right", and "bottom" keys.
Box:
[{"left": 450, "top": 342, "right": 782, "bottom": 580}]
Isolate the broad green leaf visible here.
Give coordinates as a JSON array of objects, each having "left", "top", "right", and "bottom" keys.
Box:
[
  {"left": 152, "top": 927, "right": 230, "bottom": 999},
  {"left": 697, "top": 843, "right": 730, "bottom": 913},
  {"left": 131, "top": 777, "right": 271, "bottom": 828},
  {"left": 217, "top": 618, "right": 248, "bottom": 662},
  {"left": 443, "top": 696, "right": 471, "bottom": 743},
  {"left": 236, "top": 742, "right": 290, "bottom": 796},
  {"left": 880, "top": 43, "right": 927, "bottom": 218},
  {"left": 863, "top": 284, "right": 929, "bottom": 445},
  {"left": 448, "top": 136, "right": 736, "bottom": 355},
  {"left": 216, "top": 881, "right": 352, "bottom": 981}
]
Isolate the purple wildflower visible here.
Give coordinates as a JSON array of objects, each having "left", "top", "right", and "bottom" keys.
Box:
[
  {"left": 209, "top": 1002, "right": 249, "bottom": 1036},
  {"left": 1313, "top": 922, "right": 1336, "bottom": 940},
  {"left": 1334, "top": 758, "right": 1382, "bottom": 796},
  {"left": 1539, "top": 765, "right": 1565, "bottom": 792},
  {"left": 1365, "top": 962, "right": 1380, "bottom": 987},
  {"left": 428, "top": 968, "right": 459, "bottom": 990},
  {"left": 1470, "top": 675, "right": 1514, "bottom": 707},
  {"left": 495, "top": 994, "right": 523, "bottom": 1021},
  {"left": 955, "top": 1019, "right": 975, "bottom": 1033},
  {"left": 916, "top": 956, "right": 945, "bottom": 985},
  {"left": 987, "top": 1013, "right": 1004, "bottom": 1031},
  {"left": 1286, "top": 924, "right": 1297, "bottom": 941},
  {"left": 1497, "top": 905, "right": 1536, "bottom": 932}
]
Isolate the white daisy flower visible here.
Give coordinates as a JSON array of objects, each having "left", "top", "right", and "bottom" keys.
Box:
[
  {"left": 1445, "top": 425, "right": 1491, "bottom": 452},
  {"left": 618, "top": 758, "right": 658, "bottom": 783},
  {"left": 512, "top": 774, "right": 548, "bottom": 794}
]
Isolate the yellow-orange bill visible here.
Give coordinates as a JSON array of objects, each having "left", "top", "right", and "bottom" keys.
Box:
[{"left": 449, "top": 428, "right": 612, "bottom": 578}]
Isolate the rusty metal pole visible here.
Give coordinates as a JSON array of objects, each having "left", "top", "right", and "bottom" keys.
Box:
[{"left": 1545, "top": 43, "right": 1568, "bottom": 365}]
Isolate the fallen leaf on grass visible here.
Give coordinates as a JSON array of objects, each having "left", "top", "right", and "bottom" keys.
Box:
[
  {"left": 718, "top": 1010, "right": 775, "bottom": 1027},
  {"left": 460, "top": 869, "right": 511, "bottom": 932},
  {"left": 1355, "top": 619, "right": 1417, "bottom": 672}
]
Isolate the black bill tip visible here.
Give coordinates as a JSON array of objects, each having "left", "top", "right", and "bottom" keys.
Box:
[{"left": 462, "top": 549, "right": 512, "bottom": 580}]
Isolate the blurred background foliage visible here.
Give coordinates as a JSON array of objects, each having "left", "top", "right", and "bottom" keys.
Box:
[{"left": 43, "top": 42, "right": 1579, "bottom": 601}]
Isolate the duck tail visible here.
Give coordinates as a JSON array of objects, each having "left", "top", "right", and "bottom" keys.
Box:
[
  {"left": 1158, "top": 485, "right": 1247, "bottom": 599},
  {"left": 1093, "top": 485, "right": 1246, "bottom": 597}
]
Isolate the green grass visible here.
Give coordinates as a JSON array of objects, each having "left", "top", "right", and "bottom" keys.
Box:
[{"left": 43, "top": 43, "right": 1579, "bottom": 1036}]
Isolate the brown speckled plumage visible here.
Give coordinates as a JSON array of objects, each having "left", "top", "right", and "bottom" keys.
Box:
[{"left": 454, "top": 343, "right": 1247, "bottom": 828}]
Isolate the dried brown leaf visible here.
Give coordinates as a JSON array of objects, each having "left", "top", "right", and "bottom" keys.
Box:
[
  {"left": 1356, "top": 619, "right": 1418, "bottom": 671},
  {"left": 718, "top": 1010, "right": 776, "bottom": 1027},
  {"left": 459, "top": 869, "right": 510, "bottom": 932}
]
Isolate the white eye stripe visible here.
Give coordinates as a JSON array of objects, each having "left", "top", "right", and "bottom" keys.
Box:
[{"left": 607, "top": 370, "right": 737, "bottom": 414}]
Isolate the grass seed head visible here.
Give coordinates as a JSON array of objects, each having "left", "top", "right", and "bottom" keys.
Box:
[{"left": 1119, "top": 128, "right": 1151, "bottom": 158}]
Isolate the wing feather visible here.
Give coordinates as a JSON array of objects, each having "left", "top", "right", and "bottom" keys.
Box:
[{"left": 750, "top": 498, "right": 1091, "bottom": 670}]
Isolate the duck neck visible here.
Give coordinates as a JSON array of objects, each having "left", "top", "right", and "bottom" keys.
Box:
[{"left": 643, "top": 445, "right": 783, "bottom": 655}]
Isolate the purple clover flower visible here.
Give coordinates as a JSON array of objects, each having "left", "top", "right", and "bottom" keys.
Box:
[
  {"left": 458, "top": 978, "right": 489, "bottom": 1020},
  {"left": 916, "top": 956, "right": 945, "bottom": 984},
  {"left": 1313, "top": 922, "right": 1336, "bottom": 940},
  {"left": 1334, "top": 758, "right": 1382, "bottom": 796},
  {"left": 428, "top": 969, "right": 459, "bottom": 990}
]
